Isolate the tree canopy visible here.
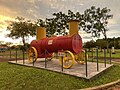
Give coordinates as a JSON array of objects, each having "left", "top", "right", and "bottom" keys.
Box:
[
  {"left": 6, "top": 6, "right": 113, "bottom": 49},
  {"left": 36, "top": 6, "right": 113, "bottom": 38},
  {"left": 82, "top": 6, "right": 113, "bottom": 39},
  {"left": 36, "top": 10, "right": 82, "bottom": 36},
  {"left": 84, "top": 37, "right": 120, "bottom": 49},
  {"left": 7, "top": 17, "right": 37, "bottom": 49}
]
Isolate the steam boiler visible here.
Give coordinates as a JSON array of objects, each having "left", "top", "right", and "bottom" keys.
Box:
[{"left": 28, "top": 20, "right": 85, "bottom": 69}]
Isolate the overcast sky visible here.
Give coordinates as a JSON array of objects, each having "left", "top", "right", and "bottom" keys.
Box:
[{"left": 0, "top": 0, "right": 120, "bottom": 44}]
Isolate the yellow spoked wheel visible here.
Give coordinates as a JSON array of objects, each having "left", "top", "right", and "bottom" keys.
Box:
[
  {"left": 59, "top": 50, "right": 75, "bottom": 69},
  {"left": 28, "top": 47, "right": 38, "bottom": 63},
  {"left": 75, "top": 49, "right": 85, "bottom": 64}
]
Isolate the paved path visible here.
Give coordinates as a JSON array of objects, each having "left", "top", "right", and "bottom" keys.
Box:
[{"left": 9, "top": 58, "right": 112, "bottom": 79}]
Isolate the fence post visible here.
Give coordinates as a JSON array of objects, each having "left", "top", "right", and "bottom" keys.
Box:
[
  {"left": 61, "top": 56, "right": 64, "bottom": 72},
  {"left": 92, "top": 48, "right": 93, "bottom": 62},
  {"left": 2, "top": 50, "right": 4, "bottom": 57},
  {"left": 10, "top": 47, "right": 11, "bottom": 61},
  {"left": 0, "top": 50, "right": 2, "bottom": 56},
  {"left": 104, "top": 48, "right": 106, "bottom": 67},
  {"left": 23, "top": 49, "right": 25, "bottom": 64},
  {"left": 45, "top": 49, "right": 47, "bottom": 68},
  {"left": 110, "top": 49, "right": 112, "bottom": 64},
  {"left": 85, "top": 49, "right": 88, "bottom": 77},
  {"left": 96, "top": 46, "right": 99, "bottom": 71},
  {"left": 16, "top": 48, "right": 17, "bottom": 63},
  {"left": 32, "top": 55, "right": 34, "bottom": 66}
]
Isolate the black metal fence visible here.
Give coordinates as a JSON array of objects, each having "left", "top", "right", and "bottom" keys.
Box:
[
  {"left": 84, "top": 47, "right": 112, "bottom": 77},
  {"left": 0, "top": 47, "right": 112, "bottom": 78},
  {"left": 0, "top": 48, "right": 27, "bottom": 62}
]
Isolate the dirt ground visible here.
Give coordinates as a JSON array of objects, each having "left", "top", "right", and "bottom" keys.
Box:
[
  {"left": 107, "top": 85, "right": 120, "bottom": 90},
  {"left": 0, "top": 57, "right": 21, "bottom": 62},
  {"left": 0, "top": 57, "right": 11, "bottom": 62}
]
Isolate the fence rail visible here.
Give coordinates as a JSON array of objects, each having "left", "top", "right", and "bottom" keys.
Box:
[{"left": 0, "top": 47, "right": 113, "bottom": 78}]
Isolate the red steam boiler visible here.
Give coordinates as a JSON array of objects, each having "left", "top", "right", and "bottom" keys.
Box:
[{"left": 30, "top": 34, "right": 82, "bottom": 58}]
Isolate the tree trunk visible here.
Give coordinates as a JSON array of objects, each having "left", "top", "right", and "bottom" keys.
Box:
[
  {"left": 104, "top": 30, "right": 109, "bottom": 53},
  {"left": 22, "top": 36, "right": 26, "bottom": 51}
]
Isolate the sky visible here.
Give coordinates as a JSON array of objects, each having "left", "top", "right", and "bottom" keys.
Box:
[{"left": 0, "top": 0, "right": 120, "bottom": 44}]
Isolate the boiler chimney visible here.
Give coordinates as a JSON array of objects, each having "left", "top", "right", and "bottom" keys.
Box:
[
  {"left": 69, "top": 20, "right": 79, "bottom": 36},
  {"left": 36, "top": 27, "right": 46, "bottom": 40}
]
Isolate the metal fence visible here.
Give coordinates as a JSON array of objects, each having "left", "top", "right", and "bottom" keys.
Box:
[{"left": 0, "top": 47, "right": 112, "bottom": 78}]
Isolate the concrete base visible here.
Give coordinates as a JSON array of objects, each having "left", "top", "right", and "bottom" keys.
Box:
[{"left": 9, "top": 58, "right": 113, "bottom": 79}]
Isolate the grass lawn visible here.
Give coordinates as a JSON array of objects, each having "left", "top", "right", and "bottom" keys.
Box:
[
  {"left": 0, "top": 62, "right": 120, "bottom": 90},
  {"left": 0, "top": 50, "right": 27, "bottom": 59},
  {"left": 88, "top": 49, "right": 120, "bottom": 59}
]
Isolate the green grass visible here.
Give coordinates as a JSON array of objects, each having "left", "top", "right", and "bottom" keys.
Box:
[{"left": 0, "top": 62, "right": 120, "bottom": 90}]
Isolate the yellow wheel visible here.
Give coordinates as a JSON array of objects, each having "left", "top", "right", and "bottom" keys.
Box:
[
  {"left": 59, "top": 50, "right": 75, "bottom": 69},
  {"left": 75, "top": 49, "right": 85, "bottom": 64},
  {"left": 28, "top": 47, "right": 38, "bottom": 63}
]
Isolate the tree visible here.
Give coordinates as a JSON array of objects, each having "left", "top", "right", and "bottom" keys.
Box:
[
  {"left": 36, "top": 10, "right": 82, "bottom": 37},
  {"left": 52, "top": 10, "right": 82, "bottom": 35},
  {"left": 53, "top": 11, "right": 68, "bottom": 35},
  {"left": 36, "top": 6, "right": 113, "bottom": 43},
  {"left": 81, "top": 6, "right": 113, "bottom": 38},
  {"left": 36, "top": 12, "right": 68, "bottom": 37},
  {"left": 0, "top": 41, "right": 4, "bottom": 45},
  {"left": 47, "top": 7, "right": 113, "bottom": 38},
  {"left": 7, "top": 17, "right": 37, "bottom": 50},
  {"left": 96, "top": 39, "right": 106, "bottom": 51},
  {"left": 36, "top": 18, "right": 58, "bottom": 37},
  {"left": 5, "top": 42, "right": 13, "bottom": 46},
  {"left": 83, "top": 40, "right": 96, "bottom": 51},
  {"left": 82, "top": 6, "right": 113, "bottom": 52}
]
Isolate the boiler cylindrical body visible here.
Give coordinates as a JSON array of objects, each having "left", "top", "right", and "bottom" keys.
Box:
[{"left": 30, "top": 34, "right": 82, "bottom": 58}]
